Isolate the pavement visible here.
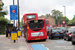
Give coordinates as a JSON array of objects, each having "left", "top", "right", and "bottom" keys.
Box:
[{"left": 0, "top": 35, "right": 29, "bottom": 50}]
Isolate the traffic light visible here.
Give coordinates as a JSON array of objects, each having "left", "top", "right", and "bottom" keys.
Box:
[{"left": 62, "top": 20, "right": 66, "bottom": 27}]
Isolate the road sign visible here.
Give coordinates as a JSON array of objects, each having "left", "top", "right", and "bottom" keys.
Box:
[
  {"left": 10, "top": 5, "right": 18, "bottom": 20},
  {"left": 62, "top": 20, "right": 65, "bottom": 24}
]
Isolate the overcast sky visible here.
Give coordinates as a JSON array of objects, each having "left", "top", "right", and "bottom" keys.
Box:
[{"left": 2, "top": 0, "right": 75, "bottom": 21}]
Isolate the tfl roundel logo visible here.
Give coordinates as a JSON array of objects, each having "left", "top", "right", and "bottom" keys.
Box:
[{"left": 12, "top": 10, "right": 16, "bottom": 13}]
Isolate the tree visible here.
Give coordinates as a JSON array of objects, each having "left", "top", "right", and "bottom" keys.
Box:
[
  {"left": 59, "top": 16, "right": 69, "bottom": 24},
  {"left": 0, "top": 2, "right": 9, "bottom": 34},
  {"left": 51, "top": 9, "right": 63, "bottom": 24},
  {"left": 67, "top": 17, "right": 75, "bottom": 25},
  {"left": 20, "top": 17, "right": 23, "bottom": 26},
  {"left": 0, "top": 3, "right": 5, "bottom": 17},
  {"left": 0, "top": 17, "right": 10, "bottom": 34},
  {"left": 51, "top": 9, "right": 69, "bottom": 25},
  {"left": 46, "top": 14, "right": 49, "bottom": 17},
  {"left": 51, "top": 9, "right": 63, "bottom": 19}
]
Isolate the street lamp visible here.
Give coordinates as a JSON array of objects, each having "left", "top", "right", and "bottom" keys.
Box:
[{"left": 63, "top": 6, "right": 66, "bottom": 16}]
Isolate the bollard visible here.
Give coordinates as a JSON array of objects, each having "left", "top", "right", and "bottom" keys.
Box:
[
  {"left": 11, "top": 31, "right": 17, "bottom": 43},
  {"left": 17, "top": 30, "right": 21, "bottom": 37}
]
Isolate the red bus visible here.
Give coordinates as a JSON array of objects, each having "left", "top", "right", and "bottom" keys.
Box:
[
  {"left": 23, "top": 13, "right": 38, "bottom": 38},
  {"left": 23, "top": 13, "right": 38, "bottom": 23},
  {"left": 24, "top": 19, "right": 47, "bottom": 41}
]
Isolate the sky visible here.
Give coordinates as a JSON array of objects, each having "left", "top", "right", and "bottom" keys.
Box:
[{"left": 2, "top": 0, "right": 75, "bottom": 21}]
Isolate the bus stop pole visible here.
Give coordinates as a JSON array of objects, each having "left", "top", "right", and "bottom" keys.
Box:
[
  {"left": 13, "top": 0, "right": 15, "bottom": 26},
  {"left": 13, "top": 0, "right": 16, "bottom": 42},
  {"left": 17, "top": 0, "right": 20, "bottom": 30}
]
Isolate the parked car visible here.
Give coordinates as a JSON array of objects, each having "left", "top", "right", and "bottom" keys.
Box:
[
  {"left": 49, "top": 28, "right": 64, "bottom": 39},
  {"left": 72, "top": 31, "right": 75, "bottom": 45},
  {"left": 64, "top": 27, "right": 75, "bottom": 41},
  {"left": 56, "top": 27, "right": 67, "bottom": 33}
]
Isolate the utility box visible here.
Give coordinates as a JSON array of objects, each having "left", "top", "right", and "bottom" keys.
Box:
[
  {"left": 17, "top": 30, "right": 21, "bottom": 36},
  {"left": 11, "top": 31, "right": 17, "bottom": 40}
]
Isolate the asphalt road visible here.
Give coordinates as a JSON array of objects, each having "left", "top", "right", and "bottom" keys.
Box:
[{"left": 28, "top": 37, "right": 75, "bottom": 50}]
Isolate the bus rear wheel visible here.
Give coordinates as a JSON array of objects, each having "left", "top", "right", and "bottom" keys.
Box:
[{"left": 43, "top": 39, "right": 46, "bottom": 41}]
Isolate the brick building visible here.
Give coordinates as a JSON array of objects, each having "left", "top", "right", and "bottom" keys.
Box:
[{"left": 39, "top": 14, "right": 55, "bottom": 26}]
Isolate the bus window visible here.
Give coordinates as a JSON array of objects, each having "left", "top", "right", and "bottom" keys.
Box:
[
  {"left": 27, "top": 15, "right": 36, "bottom": 18},
  {"left": 23, "top": 13, "right": 38, "bottom": 23}
]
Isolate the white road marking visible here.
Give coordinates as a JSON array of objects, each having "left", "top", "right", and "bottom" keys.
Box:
[{"left": 42, "top": 44, "right": 49, "bottom": 50}]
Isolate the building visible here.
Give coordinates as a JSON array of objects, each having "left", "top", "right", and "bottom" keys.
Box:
[{"left": 39, "top": 14, "right": 55, "bottom": 26}]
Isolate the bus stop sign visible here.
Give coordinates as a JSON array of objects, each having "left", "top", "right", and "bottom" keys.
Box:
[{"left": 10, "top": 5, "right": 18, "bottom": 20}]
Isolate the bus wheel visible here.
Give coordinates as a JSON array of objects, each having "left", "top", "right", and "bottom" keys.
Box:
[{"left": 43, "top": 39, "right": 46, "bottom": 41}]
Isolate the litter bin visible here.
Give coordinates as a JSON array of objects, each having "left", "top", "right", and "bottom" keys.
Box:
[
  {"left": 11, "top": 31, "right": 17, "bottom": 43},
  {"left": 17, "top": 30, "right": 21, "bottom": 37}
]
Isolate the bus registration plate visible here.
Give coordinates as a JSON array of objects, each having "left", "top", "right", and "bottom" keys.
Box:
[
  {"left": 35, "top": 38, "right": 40, "bottom": 40},
  {"left": 56, "top": 33, "right": 59, "bottom": 34}
]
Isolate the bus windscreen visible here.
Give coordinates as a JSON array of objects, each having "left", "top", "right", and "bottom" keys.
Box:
[{"left": 28, "top": 20, "right": 44, "bottom": 31}]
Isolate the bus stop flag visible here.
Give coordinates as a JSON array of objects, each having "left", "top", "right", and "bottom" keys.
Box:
[{"left": 10, "top": 5, "right": 18, "bottom": 20}]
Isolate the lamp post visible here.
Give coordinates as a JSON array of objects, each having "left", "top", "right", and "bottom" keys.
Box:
[
  {"left": 63, "top": 6, "right": 66, "bottom": 16},
  {"left": 17, "top": 0, "right": 20, "bottom": 30}
]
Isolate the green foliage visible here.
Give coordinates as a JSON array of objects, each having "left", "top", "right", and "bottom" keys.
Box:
[
  {"left": 72, "top": 17, "right": 75, "bottom": 20},
  {"left": 0, "top": 8, "right": 2, "bottom": 10},
  {"left": 0, "top": 12, "right": 6, "bottom": 17},
  {"left": 51, "top": 9, "right": 63, "bottom": 19},
  {"left": 0, "top": 17, "right": 8, "bottom": 25},
  {"left": 0, "top": 3, "right": 4, "bottom": 11},
  {"left": 0, "top": 17, "right": 10, "bottom": 34},
  {"left": 0, "top": 25, "right": 6, "bottom": 35},
  {"left": 0, "top": 3, "right": 8, "bottom": 34},
  {"left": 59, "top": 16, "right": 69, "bottom": 24},
  {"left": 0, "top": 3, "right": 5, "bottom": 17},
  {"left": 51, "top": 9, "right": 69, "bottom": 24},
  {"left": 0, "top": 3, "right": 4, "bottom": 6},
  {"left": 20, "top": 17, "right": 23, "bottom": 26},
  {"left": 67, "top": 17, "right": 75, "bottom": 25},
  {"left": 46, "top": 14, "right": 49, "bottom": 17}
]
